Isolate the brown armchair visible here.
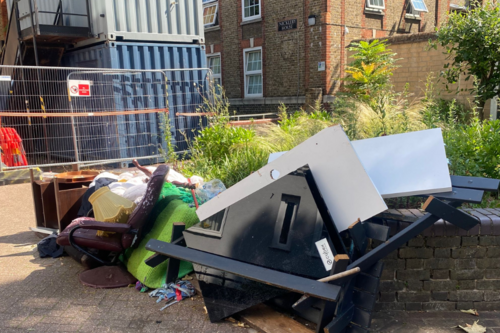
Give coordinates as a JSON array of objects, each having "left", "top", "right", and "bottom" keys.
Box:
[{"left": 56, "top": 165, "right": 169, "bottom": 288}]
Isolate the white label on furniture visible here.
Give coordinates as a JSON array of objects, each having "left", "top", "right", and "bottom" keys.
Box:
[{"left": 316, "top": 238, "right": 334, "bottom": 271}]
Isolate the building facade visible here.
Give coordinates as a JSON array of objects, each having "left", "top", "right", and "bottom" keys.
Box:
[{"left": 202, "top": 0, "right": 468, "bottom": 113}]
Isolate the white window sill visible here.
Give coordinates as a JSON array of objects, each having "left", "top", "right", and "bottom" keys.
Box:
[
  {"left": 244, "top": 96, "right": 264, "bottom": 100},
  {"left": 364, "top": 8, "right": 385, "bottom": 15},
  {"left": 205, "top": 26, "right": 221, "bottom": 32},
  {"left": 405, "top": 14, "right": 421, "bottom": 20},
  {"left": 241, "top": 17, "right": 262, "bottom": 25}
]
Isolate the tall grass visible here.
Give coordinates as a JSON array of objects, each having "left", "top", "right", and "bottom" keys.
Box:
[
  {"left": 168, "top": 79, "right": 480, "bottom": 193},
  {"left": 176, "top": 92, "right": 336, "bottom": 187}
]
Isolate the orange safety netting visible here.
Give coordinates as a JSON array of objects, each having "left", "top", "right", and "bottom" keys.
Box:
[{"left": 0, "top": 128, "right": 28, "bottom": 167}]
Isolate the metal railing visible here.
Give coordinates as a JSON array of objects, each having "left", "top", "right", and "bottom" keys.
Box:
[
  {"left": 0, "top": 65, "right": 213, "bottom": 171},
  {"left": 17, "top": 0, "right": 91, "bottom": 32},
  {"left": 229, "top": 112, "right": 279, "bottom": 121}
]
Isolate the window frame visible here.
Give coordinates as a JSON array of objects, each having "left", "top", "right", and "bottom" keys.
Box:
[
  {"left": 366, "top": 0, "right": 385, "bottom": 10},
  {"left": 409, "top": 0, "right": 429, "bottom": 12},
  {"left": 203, "top": 2, "right": 219, "bottom": 27},
  {"left": 242, "top": 0, "right": 261, "bottom": 22},
  {"left": 243, "top": 46, "right": 263, "bottom": 98},
  {"left": 188, "top": 208, "right": 229, "bottom": 237},
  {"left": 207, "top": 53, "right": 222, "bottom": 88}
]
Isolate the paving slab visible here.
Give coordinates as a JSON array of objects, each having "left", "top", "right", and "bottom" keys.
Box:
[{"left": 0, "top": 183, "right": 245, "bottom": 333}]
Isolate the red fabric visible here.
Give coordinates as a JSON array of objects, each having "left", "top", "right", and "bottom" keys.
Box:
[{"left": 176, "top": 288, "right": 183, "bottom": 301}]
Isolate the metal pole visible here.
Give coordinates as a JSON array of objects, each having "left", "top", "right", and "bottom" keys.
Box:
[
  {"left": 58, "top": 0, "right": 63, "bottom": 26},
  {"left": 14, "top": 1, "right": 36, "bottom": 156},
  {"left": 33, "top": 0, "right": 40, "bottom": 35},
  {"left": 66, "top": 74, "right": 80, "bottom": 166},
  {"left": 29, "top": 0, "right": 52, "bottom": 164},
  {"left": 85, "top": 0, "right": 92, "bottom": 36},
  {"left": 28, "top": 0, "right": 40, "bottom": 67}
]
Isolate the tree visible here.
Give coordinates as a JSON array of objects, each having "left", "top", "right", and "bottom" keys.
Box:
[
  {"left": 343, "top": 39, "right": 399, "bottom": 100},
  {"left": 434, "top": 1, "right": 500, "bottom": 110}
]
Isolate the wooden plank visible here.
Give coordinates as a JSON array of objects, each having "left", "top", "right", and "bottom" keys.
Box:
[
  {"left": 424, "top": 196, "right": 480, "bottom": 231},
  {"left": 365, "top": 261, "right": 385, "bottom": 279},
  {"left": 362, "top": 222, "right": 390, "bottom": 242},
  {"left": 427, "top": 187, "right": 484, "bottom": 204},
  {"left": 451, "top": 175, "right": 500, "bottom": 192},
  {"left": 145, "top": 253, "right": 168, "bottom": 268},
  {"left": 316, "top": 301, "right": 337, "bottom": 333},
  {"left": 347, "top": 324, "right": 370, "bottom": 333},
  {"left": 146, "top": 239, "right": 341, "bottom": 301},
  {"left": 348, "top": 219, "right": 368, "bottom": 254},
  {"left": 54, "top": 180, "right": 88, "bottom": 232},
  {"left": 476, "top": 208, "right": 492, "bottom": 215},
  {"left": 351, "top": 307, "right": 372, "bottom": 328},
  {"left": 197, "top": 125, "right": 387, "bottom": 232},
  {"left": 354, "top": 274, "right": 380, "bottom": 294},
  {"left": 484, "top": 208, "right": 500, "bottom": 216},
  {"left": 40, "top": 182, "right": 59, "bottom": 229},
  {"left": 398, "top": 209, "right": 417, "bottom": 218},
  {"left": 292, "top": 297, "right": 324, "bottom": 323},
  {"left": 376, "top": 210, "right": 418, "bottom": 223},
  {"left": 410, "top": 209, "right": 425, "bottom": 217},
  {"left": 314, "top": 254, "right": 350, "bottom": 333},
  {"left": 239, "top": 304, "right": 313, "bottom": 333},
  {"left": 330, "top": 255, "right": 351, "bottom": 284},
  {"left": 352, "top": 290, "right": 377, "bottom": 311},
  {"left": 348, "top": 201, "right": 441, "bottom": 272},
  {"left": 324, "top": 305, "right": 355, "bottom": 333},
  {"left": 165, "top": 223, "right": 186, "bottom": 283}
]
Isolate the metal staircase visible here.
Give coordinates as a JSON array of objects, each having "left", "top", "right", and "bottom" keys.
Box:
[{"left": 1, "top": 0, "right": 92, "bottom": 67}]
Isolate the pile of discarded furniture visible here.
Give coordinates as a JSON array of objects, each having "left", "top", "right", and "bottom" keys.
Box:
[{"left": 143, "top": 126, "right": 500, "bottom": 332}]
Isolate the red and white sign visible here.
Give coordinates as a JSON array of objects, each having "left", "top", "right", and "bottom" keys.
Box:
[{"left": 68, "top": 80, "right": 92, "bottom": 97}]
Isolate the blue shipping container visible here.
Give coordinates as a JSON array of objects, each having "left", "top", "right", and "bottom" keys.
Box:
[{"left": 62, "top": 42, "right": 208, "bottom": 157}]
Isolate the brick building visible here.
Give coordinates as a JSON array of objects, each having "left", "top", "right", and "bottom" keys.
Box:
[{"left": 202, "top": 0, "right": 468, "bottom": 113}]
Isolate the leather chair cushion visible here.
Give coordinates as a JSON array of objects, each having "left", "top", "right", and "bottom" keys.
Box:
[{"left": 57, "top": 218, "right": 123, "bottom": 253}]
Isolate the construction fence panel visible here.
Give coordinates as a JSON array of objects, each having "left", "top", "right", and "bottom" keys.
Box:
[{"left": 0, "top": 65, "right": 213, "bottom": 171}]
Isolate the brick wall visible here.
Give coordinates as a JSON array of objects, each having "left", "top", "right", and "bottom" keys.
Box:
[
  {"left": 263, "top": 0, "right": 305, "bottom": 98},
  {"left": 389, "top": 34, "right": 475, "bottom": 107},
  {"left": 349, "top": 33, "right": 476, "bottom": 108},
  {"left": 211, "top": 0, "right": 455, "bottom": 113},
  {"left": 219, "top": 0, "right": 242, "bottom": 99},
  {"left": 375, "top": 216, "right": 500, "bottom": 312}
]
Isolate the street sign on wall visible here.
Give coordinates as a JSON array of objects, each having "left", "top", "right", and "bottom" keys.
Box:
[{"left": 278, "top": 19, "right": 297, "bottom": 32}]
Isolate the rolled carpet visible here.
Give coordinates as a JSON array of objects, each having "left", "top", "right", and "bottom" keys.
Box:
[{"left": 124, "top": 198, "right": 200, "bottom": 288}]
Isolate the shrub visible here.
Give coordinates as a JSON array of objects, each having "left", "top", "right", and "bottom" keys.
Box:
[
  {"left": 180, "top": 99, "right": 337, "bottom": 187},
  {"left": 433, "top": 0, "right": 500, "bottom": 110},
  {"left": 344, "top": 39, "right": 399, "bottom": 101},
  {"left": 192, "top": 124, "right": 255, "bottom": 162},
  {"left": 421, "top": 75, "right": 470, "bottom": 129},
  {"left": 444, "top": 117, "right": 500, "bottom": 179},
  {"left": 253, "top": 104, "right": 336, "bottom": 153}
]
